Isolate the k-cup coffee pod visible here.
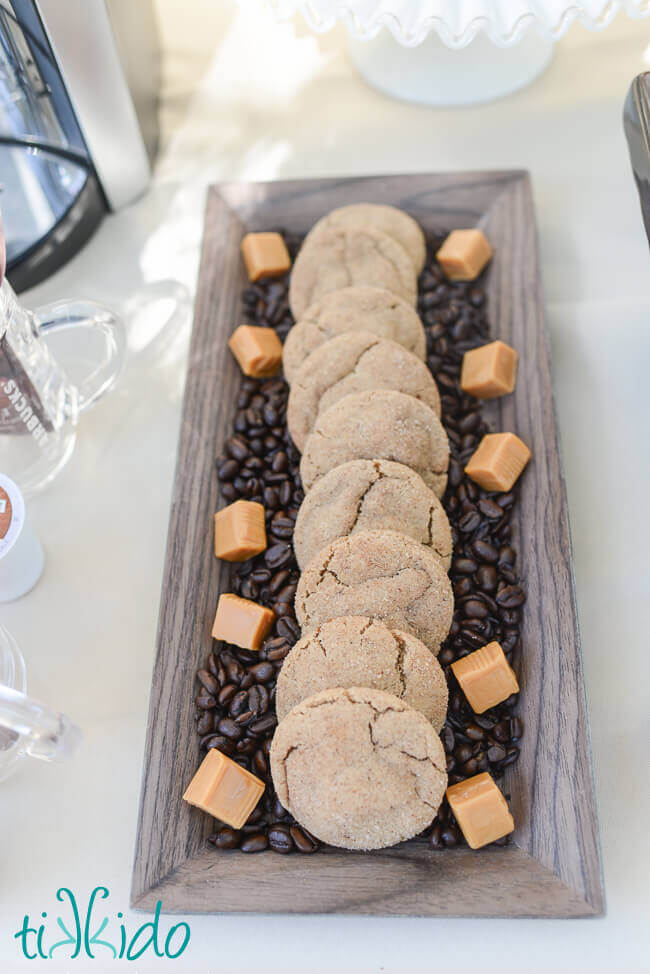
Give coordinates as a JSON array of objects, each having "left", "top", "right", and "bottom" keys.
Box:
[{"left": 0, "top": 473, "right": 44, "bottom": 602}]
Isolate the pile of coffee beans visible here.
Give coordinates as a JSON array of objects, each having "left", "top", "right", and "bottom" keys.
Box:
[{"left": 195, "top": 231, "right": 524, "bottom": 854}]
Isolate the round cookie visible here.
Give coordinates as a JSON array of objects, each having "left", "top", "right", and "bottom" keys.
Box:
[
  {"left": 300, "top": 389, "right": 450, "bottom": 496},
  {"left": 270, "top": 685, "right": 447, "bottom": 851},
  {"left": 283, "top": 287, "right": 426, "bottom": 384},
  {"left": 295, "top": 529, "right": 454, "bottom": 654},
  {"left": 306, "top": 204, "right": 426, "bottom": 273},
  {"left": 293, "top": 459, "right": 452, "bottom": 571},
  {"left": 287, "top": 332, "right": 440, "bottom": 451},
  {"left": 276, "top": 616, "right": 448, "bottom": 729},
  {"left": 288, "top": 226, "right": 418, "bottom": 320}
]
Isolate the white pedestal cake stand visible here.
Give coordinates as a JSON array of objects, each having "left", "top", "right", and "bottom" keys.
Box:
[{"left": 265, "top": 0, "right": 650, "bottom": 105}]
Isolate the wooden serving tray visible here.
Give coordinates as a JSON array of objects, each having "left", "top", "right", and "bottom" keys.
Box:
[{"left": 131, "top": 172, "right": 604, "bottom": 917}]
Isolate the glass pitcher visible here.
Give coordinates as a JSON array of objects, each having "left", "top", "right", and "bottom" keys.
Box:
[
  {"left": 0, "top": 624, "right": 80, "bottom": 781},
  {"left": 0, "top": 220, "right": 125, "bottom": 495}
]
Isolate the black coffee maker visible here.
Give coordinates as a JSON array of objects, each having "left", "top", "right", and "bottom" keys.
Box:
[{"left": 624, "top": 72, "right": 650, "bottom": 248}]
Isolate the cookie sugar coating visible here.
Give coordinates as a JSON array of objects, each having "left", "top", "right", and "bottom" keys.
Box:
[
  {"left": 270, "top": 686, "right": 447, "bottom": 851},
  {"left": 288, "top": 226, "right": 417, "bottom": 320},
  {"left": 283, "top": 286, "right": 426, "bottom": 384},
  {"left": 295, "top": 529, "right": 454, "bottom": 654},
  {"left": 276, "top": 616, "right": 448, "bottom": 730},
  {"left": 287, "top": 332, "right": 441, "bottom": 451},
  {"left": 293, "top": 459, "right": 452, "bottom": 570},
  {"left": 307, "top": 203, "right": 426, "bottom": 273},
  {"left": 300, "top": 389, "right": 449, "bottom": 496}
]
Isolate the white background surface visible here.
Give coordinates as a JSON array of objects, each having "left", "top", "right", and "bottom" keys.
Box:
[{"left": 1, "top": 3, "right": 650, "bottom": 971}]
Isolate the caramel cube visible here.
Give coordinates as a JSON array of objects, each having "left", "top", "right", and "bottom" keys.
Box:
[
  {"left": 183, "top": 748, "right": 265, "bottom": 828},
  {"left": 461, "top": 340, "right": 518, "bottom": 399},
  {"left": 214, "top": 500, "right": 266, "bottom": 562},
  {"left": 451, "top": 641, "right": 519, "bottom": 713},
  {"left": 241, "top": 232, "right": 291, "bottom": 282},
  {"left": 228, "top": 325, "right": 283, "bottom": 378},
  {"left": 465, "top": 433, "right": 530, "bottom": 492},
  {"left": 212, "top": 593, "right": 275, "bottom": 651},
  {"left": 437, "top": 229, "right": 493, "bottom": 281},
  {"left": 447, "top": 773, "right": 514, "bottom": 849}
]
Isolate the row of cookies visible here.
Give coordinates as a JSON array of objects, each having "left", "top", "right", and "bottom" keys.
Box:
[
  {"left": 270, "top": 204, "right": 459, "bottom": 850},
  {"left": 184, "top": 212, "right": 528, "bottom": 854}
]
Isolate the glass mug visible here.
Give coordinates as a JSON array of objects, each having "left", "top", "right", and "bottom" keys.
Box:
[
  {"left": 0, "top": 226, "right": 125, "bottom": 495},
  {"left": 0, "top": 624, "right": 80, "bottom": 781}
]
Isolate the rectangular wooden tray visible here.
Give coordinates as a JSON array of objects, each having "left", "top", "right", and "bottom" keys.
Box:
[{"left": 131, "top": 172, "right": 604, "bottom": 917}]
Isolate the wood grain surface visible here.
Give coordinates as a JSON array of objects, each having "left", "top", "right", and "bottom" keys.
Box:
[{"left": 131, "top": 172, "right": 604, "bottom": 917}]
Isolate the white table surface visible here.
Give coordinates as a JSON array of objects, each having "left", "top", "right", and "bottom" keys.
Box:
[{"left": 1, "top": 5, "right": 650, "bottom": 971}]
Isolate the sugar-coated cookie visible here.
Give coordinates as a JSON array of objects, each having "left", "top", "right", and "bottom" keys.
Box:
[
  {"left": 306, "top": 203, "right": 426, "bottom": 273},
  {"left": 287, "top": 331, "right": 440, "bottom": 451},
  {"left": 270, "top": 686, "right": 447, "bottom": 850},
  {"left": 295, "top": 529, "right": 454, "bottom": 654},
  {"left": 293, "top": 459, "right": 452, "bottom": 570},
  {"left": 283, "top": 286, "right": 426, "bottom": 384},
  {"left": 300, "top": 389, "right": 449, "bottom": 496},
  {"left": 276, "top": 616, "right": 448, "bottom": 729},
  {"left": 288, "top": 226, "right": 417, "bottom": 320}
]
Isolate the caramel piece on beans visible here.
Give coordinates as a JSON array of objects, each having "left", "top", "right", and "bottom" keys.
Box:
[
  {"left": 241, "top": 232, "right": 291, "bottom": 281},
  {"left": 183, "top": 749, "right": 264, "bottom": 829},
  {"left": 212, "top": 593, "right": 275, "bottom": 651},
  {"left": 451, "top": 640, "right": 519, "bottom": 713},
  {"left": 214, "top": 500, "right": 266, "bottom": 561},
  {"left": 461, "top": 340, "right": 518, "bottom": 399},
  {"left": 437, "top": 229, "right": 492, "bottom": 281},
  {"left": 446, "top": 772, "right": 514, "bottom": 849},
  {"left": 465, "top": 433, "right": 530, "bottom": 493},
  {"left": 228, "top": 325, "right": 283, "bottom": 378}
]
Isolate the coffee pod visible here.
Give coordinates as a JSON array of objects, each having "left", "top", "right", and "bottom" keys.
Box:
[{"left": 0, "top": 473, "right": 44, "bottom": 602}]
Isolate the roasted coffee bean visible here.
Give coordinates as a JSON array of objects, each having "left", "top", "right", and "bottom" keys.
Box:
[
  {"left": 253, "top": 749, "right": 268, "bottom": 776},
  {"left": 465, "top": 723, "right": 486, "bottom": 742},
  {"left": 496, "top": 585, "right": 526, "bottom": 608},
  {"left": 478, "top": 498, "right": 503, "bottom": 519},
  {"left": 249, "top": 661, "right": 274, "bottom": 682},
  {"left": 276, "top": 617, "right": 300, "bottom": 641},
  {"left": 240, "top": 833, "right": 269, "bottom": 853},
  {"left": 249, "top": 713, "right": 277, "bottom": 735},
  {"left": 462, "top": 599, "right": 488, "bottom": 619},
  {"left": 210, "top": 827, "right": 241, "bottom": 850},
  {"left": 195, "top": 693, "right": 216, "bottom": 710},
  {"left": 217, "top": 684, "right": 237, "bottom": 707},
  {"left": 217, "top": 717, "right": 241, "bottom": 740},
  {"left": 268, "top": 823, "right": 294, "bottom": 854},
  {"left": 202, "top": 735, "right": 232, "bottom": 754},
  {"left": 458, "top": 510, "right": 481, "bottom": 533},
  {"left": 487, "top": 743, "right": 506, "bottom": 763},
  {"left": 290, "top": 826, "right": 318, "bottom": 853},
  {"left": 196, "top": 711, "right": 215, "bottom": 735},
  {"left": 476, "top": 564, "right": 498, "bottom": 592},
  {"left": 472, "top": 539, "right": 499, "bottom": 563},
  {"left": 265, "top": 543, "right": 293, "bottom": 569},
  {"left": 229, "top": 690, "right": 249, "bottom": 717},
  {"left": 453, "top": 557, "right": 478, "bottom": 574}
]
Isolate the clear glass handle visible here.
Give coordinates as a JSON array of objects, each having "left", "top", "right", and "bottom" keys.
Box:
[
  {"left": 0, "top": 683, "right": 81, "bottom": 762},
  {"left": 0, "top": 625, "right": 80, "bottom": 779},
  {"left": 34, "top": 299, "right": 126, "bottom": 413}
]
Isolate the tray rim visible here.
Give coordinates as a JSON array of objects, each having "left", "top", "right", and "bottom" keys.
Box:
[{"left": 130, "top": 170, "right": 604, "bottom": 918}]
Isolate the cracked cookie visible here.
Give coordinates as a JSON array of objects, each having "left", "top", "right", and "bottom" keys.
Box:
[
  {"left": 283, "top": 286, "right": 426, "bottom": 384},
  {"left": 287, "top": 331, "right": 441, "bottom": 451},
  {"left": 270, "top": 685, "right": 447, "bottom": 850},
  {"left": 288, "top": 226, "right": 418, "bottom": 320},
  {"left": 293, "top": 459, "right": 452, "bottom": 570},
  {"left": 300, "top": 389, "right": 450, "bottom": 496},
  {"left": 304, "top": 203, "right": 426, "bottom": 273},
  {"left": 276, "top": 616, "right": 448, "bottom": 729},
  {"left": 295, "top": 529, "right": 454, "bottom": 654}
]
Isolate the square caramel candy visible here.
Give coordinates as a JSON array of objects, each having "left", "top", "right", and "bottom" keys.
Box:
[
  {"left": 212, "top": 593, "right": 275, "bottom": 651},
  {"left": 461, "top": 340, "right": 518, "bottom": 399},
  {"left": 447, "top": 772, "right": 514, "bottom": 850},
  {"left": 465, "top": 433, "right": 530, "bottom": 493},
  {"left": 183, "top": 748, "right": 264, "bottom": 829},
  {"left": 214, "top": 500, "right": 266, "bottom": 562},
  {"left": 241, "top": 232, "right": 291, "bottom": 282},
  {"left": 437, "top": 229, "right": 493, "bottom": 281},
  {"left": 228, "top": 325, "right": 283, "bottom": 378},
  {"left": 451, "top": 641, "right": 519, "bottom": 713}
]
